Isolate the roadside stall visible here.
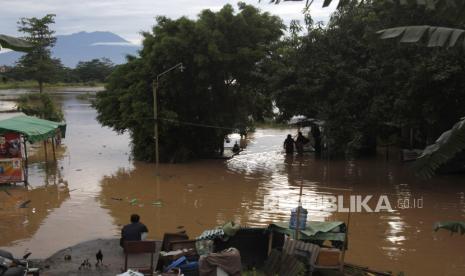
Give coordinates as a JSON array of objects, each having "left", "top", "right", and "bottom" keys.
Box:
[{"left": 0, "top": 112, "right": 66, "bottom": 185}]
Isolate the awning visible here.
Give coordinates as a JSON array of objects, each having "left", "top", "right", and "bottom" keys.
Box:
[{"left": 0, "top": 113, "right": 66, "bottom": 143}]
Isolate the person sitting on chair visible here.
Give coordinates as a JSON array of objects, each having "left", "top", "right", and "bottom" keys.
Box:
[{"left": 120, "top": 214, "right": 149, "bottom": 247}]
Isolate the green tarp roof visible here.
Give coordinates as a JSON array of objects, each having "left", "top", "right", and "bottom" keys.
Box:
[
  {"left": 0, "top": 113, "right": 66, "bottom": 143},
  {"left": 268, "top": 221, "right": 346, "bottom": 242}
]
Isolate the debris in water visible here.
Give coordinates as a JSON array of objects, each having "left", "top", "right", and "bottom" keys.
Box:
[
  {"left": 75, "top": 169, "right": 82, "bottom": 171},
  {"left": 19, "top": 200, "right": 31, "bottom": 208},
  {"left": 130, "top": 199, "right": 138, "bottom": 205},
  {"left": 177, "top": 226, "right": 184, "bottom": 229},
  {"left": 111, "top": 197, "right": 123, "bottom": 201},
  {"left": 152, "top": 200, "right": 163, "bottom": 207},
  {"left": 2, "top": 189, "right": 11, "bottom": 196}
]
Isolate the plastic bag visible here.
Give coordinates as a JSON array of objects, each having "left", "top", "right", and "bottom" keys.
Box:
[{"left": 117, "top": 269, "right": 144, "bottom": 276}]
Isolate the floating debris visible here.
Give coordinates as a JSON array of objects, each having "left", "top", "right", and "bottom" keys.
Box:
[
  {"left": 130, "top": 199, "right": 138, "bottom": 205},
  {"left": 152, "top": 200, "right": 163, "bottom": 207},
  {"left": 111, "top": 197, "right": 123, "bottom": 201},
  {"left": 19, "top": 200, "right": 31, "bottom": 208}
]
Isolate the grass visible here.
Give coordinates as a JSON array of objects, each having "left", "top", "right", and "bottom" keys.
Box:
[{"left": 0, "top": 80, "right": 105, "bottom": 90}]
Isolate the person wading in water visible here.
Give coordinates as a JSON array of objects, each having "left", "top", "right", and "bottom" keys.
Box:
[{"left": 283, "top": 134, "right": 295, "bottom": 155}]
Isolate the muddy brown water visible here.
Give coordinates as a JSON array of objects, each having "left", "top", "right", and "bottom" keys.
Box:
[{"left": 0, "top": 90, "right": 464, "bottom": 275}]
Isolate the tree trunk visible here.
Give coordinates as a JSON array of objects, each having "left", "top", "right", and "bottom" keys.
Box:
[{"left": 39, "top": 80, "right": 43, "bottom": 93}]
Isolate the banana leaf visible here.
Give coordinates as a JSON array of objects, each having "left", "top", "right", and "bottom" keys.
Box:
[
  {"left": 268, "top": 0, "right": 463, "bottom": 10},
  {"left": 0, "top": 34, "right": 33, "bottom": 52},
  {"left": 433, "top": 221, "right": 465, "bottom": 235},
  {"left": 413, "top": 118, "right": 465, "bottom": 179},
  {"left": 377, "top": 25, "right": 465, "bottom": 47}
]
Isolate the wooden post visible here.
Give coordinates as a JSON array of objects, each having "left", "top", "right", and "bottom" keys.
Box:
[
  {"left": 267, "top": 231, "right": 274, "bottom": 256},
  {"left": 340, "top": 211, "right": 351, "bottom": 272},
  {"left": 43, "top": 139, "right": 48, "bottom": 163},
  {"left": 51, "top": 137, "right": 57, "bottom": 162},
  {"left": 23, "top": 138, "right": 29, "bottom": 186}
]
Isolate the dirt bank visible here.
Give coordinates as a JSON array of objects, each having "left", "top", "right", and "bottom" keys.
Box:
[{"left": 37, "top": 238, "right": 161, "bottom": 276}]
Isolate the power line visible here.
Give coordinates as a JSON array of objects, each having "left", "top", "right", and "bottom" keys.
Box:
[{"left": 99, "top": 116, "right": 245, "bottom": 131}]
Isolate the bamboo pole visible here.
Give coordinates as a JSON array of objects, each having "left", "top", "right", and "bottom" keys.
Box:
[
  {"left": 51, "top": 137, "right": 56, "bottom": 162},
  {"left": 23, "top": 138, "right": 28, "bottom": 186},
  {"left": 44, "top": 140, "right": 48, "bottom": 164}
]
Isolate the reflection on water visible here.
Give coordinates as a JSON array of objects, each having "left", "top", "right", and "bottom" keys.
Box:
[{"left": 0, "top": 90, "right": 464, "bottom": 275}]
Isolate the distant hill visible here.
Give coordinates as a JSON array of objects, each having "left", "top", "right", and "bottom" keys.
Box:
[{"left": 0, "top": 31, "right": 140, "bottom": 68}]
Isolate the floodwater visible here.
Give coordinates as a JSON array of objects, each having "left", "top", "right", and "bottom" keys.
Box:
[{"left": 0, "top": 90, "right": 464, "bottom": 276}]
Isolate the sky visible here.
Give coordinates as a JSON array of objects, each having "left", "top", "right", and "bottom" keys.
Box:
[{"left": 0, "top": 0, "right": 336, "bottom": 45}]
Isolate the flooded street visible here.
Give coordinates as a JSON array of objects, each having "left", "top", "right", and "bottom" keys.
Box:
[{"left": 0, "top": 90, "right": 464, "bottom": 275}]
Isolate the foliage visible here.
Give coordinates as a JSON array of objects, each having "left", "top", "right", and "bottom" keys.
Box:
[
  {"left": 15, "top": 14, "right": 62, "bottom": 93},
  {"left": 271, "top": 0, "right": 465, "bottom": 157},
  {"left": 433, "top": 221, "right": 465, "bottom": 235},
  {"left": 414, "top": 118, "right": 465, "bottom": 178},
  {"left": 75, "top": 58, "right": 115, "bottom": 82},
  {"left": 94, "top": 3, "right": 284, "bottom": 162},
  {"left": 17, "top": 93, "right": 64, "bottom": 122}
]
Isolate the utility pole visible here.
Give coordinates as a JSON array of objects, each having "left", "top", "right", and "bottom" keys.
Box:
[
  {"left": 153, "top": 63, "right": 184, "bottom": 170},
  {"left": 153, "top": 79, "right": 159, "bottom": 170}
]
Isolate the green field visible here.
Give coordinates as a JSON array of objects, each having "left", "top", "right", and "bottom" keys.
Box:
[{"left": 0, "top": 80, "right": 105, "bottom": 90}]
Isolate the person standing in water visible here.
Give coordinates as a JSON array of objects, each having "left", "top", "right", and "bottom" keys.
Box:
[
  {"left": 283, "top": 134, "right": 295, "bottom": 155},
  {"left": 295, "top": 131, "right": 309, "bottom": 155}
]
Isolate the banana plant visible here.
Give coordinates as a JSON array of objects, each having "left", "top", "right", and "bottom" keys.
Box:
[
  {"left": 414, "top": 118, "right": 465, "bottom": 179},
  {"left": 0, "top": 34, "right": 32, "bottom": 52}
]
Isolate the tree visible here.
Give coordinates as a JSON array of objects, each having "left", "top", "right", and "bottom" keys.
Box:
[
  {"left": 271, "top": 0, "right": 465, "bottom": 157},
  {"left": 16, "top": 14, "right": 60, "bottom": 93},
  {"left": 17, "top": 93, "right": 64, "bottom": 122},
  {"left": 270, "top": 0, "right": 465, "bottom": 47},
  {"left": 94, "top": 3, "right": 284, "bottom": 162},
  {"left": 75, "top": 58, "right": 115, "bottom": 83}
]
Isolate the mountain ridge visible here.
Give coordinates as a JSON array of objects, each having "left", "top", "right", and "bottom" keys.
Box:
[{"left": 0, "top": 31, "right": 140, "bottom": 67}]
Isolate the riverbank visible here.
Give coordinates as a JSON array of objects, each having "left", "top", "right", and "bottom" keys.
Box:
[
  {"left": 32, "top": 238, "right": 389, "bottom": 276},
  {"left": 33, "top": 238, "right": 161, "bottom": 276},
  {"left": 0, "top": 81, "right": 105, "bottom": 90}
]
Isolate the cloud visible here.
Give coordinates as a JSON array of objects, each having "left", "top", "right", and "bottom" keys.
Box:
[{"left": 0, "top": 0, "right": 335, "bottom": 44}]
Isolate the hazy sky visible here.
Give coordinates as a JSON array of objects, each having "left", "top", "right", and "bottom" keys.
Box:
[{"left": 0, "top": 0, "right": 336, "bottom": 44}]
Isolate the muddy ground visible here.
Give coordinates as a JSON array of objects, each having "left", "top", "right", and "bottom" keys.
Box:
[{"left": 35, "top": 238, "right": 161, "bottom": 276}]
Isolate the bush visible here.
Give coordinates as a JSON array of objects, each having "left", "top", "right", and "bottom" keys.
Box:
[{"left": 17, "top": 93, "right": 64, "bottom": 122}]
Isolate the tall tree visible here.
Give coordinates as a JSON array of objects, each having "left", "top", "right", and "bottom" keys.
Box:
[
  {"left": 16, "top": 14, "right": 59, "bottom": 93},
  {"left": 272, "top": 1, "right": 465, "bottom": 157},
  {"left": 94, "top": 3, "right": 284, "bottom": 162}
]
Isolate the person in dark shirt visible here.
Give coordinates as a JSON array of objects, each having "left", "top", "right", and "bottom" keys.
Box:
[
  {"left": 120, "top": 214, "right": 149, "bottom": 247},
  {"left": 295, "top": 132, "right": 309, "bottom": 155},
  {"left": 283, "top": 134, "right": 295, "bottom": 155}
]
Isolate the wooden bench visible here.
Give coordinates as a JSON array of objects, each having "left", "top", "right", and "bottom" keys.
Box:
[{"left": 123, "top": 240, "right": 157, "bottom": 275}]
